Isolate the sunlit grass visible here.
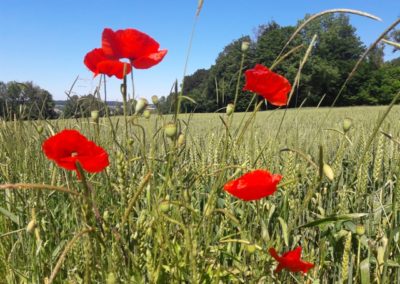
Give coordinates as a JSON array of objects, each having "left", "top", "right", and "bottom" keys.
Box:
[{"left": 1, "top": 105, "right": 400, "bottom": 282}]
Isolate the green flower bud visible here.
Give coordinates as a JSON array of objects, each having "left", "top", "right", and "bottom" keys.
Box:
[
  {"left": 343, "top": 117, "right": 352, "bottom": 133},
  {"left": 91, "top": 110, "right": 99, "bottom": 122},
  {"left": 151, "top": 95, "right": 159, "bottom": 105},
  {"left": 143, "top": 109, "right": 151, "bottom": 119},
  {"left": 120, "top": 83, "right": 126, "bottom": 96},
  {"left": 159, "top": 201, "right": 170, "bottom": 213},
  {"left": 164, "top": 123, "right": 177, "bottom": 139},
  {"left": 103, "top": 210, "right": 110, "bottom": 222},
  {"left": 356, "top": 224, "right": 365, "bottom": 236},
  {"left": 135, "top": 98, "right": 148, "bottom": 115},
  {"left": 246, "top": 243, "right": 256, "bottom": 254},
  {"left": 37, "top": 125, "right": 44, "bottom": 134},
  {"left": 323, "top": 164, "right": 334, "bottom": 181},
  {"left": 241, "top": 41, "right": 250, "bottom": 52},
  {"left": 106, "top": 272, "right": 117, "bottom": 284},
  {"left": 26, "top": 219, "right": 36, "bottom": 234},
  {"left": 226, "top": 103, "right": 235, "bottom": 116},
  {"left": 177, "top": 133, "right": 185, "bottom": 146}
]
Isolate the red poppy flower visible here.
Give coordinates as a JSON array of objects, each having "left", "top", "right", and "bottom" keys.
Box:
[
  {"left": 269, "top": 247, "right": 314, "bottom": 274},
  {"left": 84, "top": 28, "right": 167, "bottom": 79},
  {"left": 223, "top": 169, "right": 282, "bottom": 201},
  {"left": 243, "top": 64, "right": 291, "bottom": 107},
  {"left": 42, "top": 129, "right": 109, "bottom": 178},
  {"left": 84, "top": 48, "right": 132, "bottom": 79}
]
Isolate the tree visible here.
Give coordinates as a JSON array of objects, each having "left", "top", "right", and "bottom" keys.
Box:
[
  {"left": 204, "top": 35, "right": 255, "bottom": 112},
  {"left": 0, "top": 81, "right": 56, "bottom": 120},
  {"left": 356, "top": 64, "right": 400, "bottom": 105}
]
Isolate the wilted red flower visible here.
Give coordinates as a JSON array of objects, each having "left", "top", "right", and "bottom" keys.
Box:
[
  {"left": 42, "top": 129, "right": 109, "bottom": 178},
  {"left": 243, "top": 64, "right": 291, "bottom": 107},
  {"left": 269, "top": 247, "right": 314, "bottom": 274},
  {"left": 84, "top": 28, "right": 167, "bottom": 79},
  {"left": 223, "top": 169, "right": 282, "bottom": 201}
]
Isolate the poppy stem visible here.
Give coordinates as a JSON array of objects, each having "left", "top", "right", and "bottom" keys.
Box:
[
  {"left": 121, "top": 75, "right": 129, "bottom": 140},
  {"left": 232, "top": 52, "right": 245, "bottom": 114},
  {"left": 75, "top": 162, "right": 96, "bottom": 282}
]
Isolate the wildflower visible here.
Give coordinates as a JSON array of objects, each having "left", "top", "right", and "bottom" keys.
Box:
[
  {"left": 243, "top": 64, "right": 291, "bottom": 107},
  {"left": 84, "top": 28, "right": 167, "bottom": 78},
  {"left": 42, "top": 129, "right": 109, "bottom": 179},
  {"left": 223, "top": 169, "right": 282, "bottom": 201},
  {"left": 268, "top": 247, "right": 314, "bottom": 274}
]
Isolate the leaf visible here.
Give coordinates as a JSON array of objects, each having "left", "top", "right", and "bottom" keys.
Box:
[
  {"left": 0, "top": 206, "right": 20, "bottom": 225},
  {"left": 278, "top": 217, "right": 289, "bottom": 246},
  {"left": 298, "top": 213, "right": 367, "bottom": 228},
  {"left": 360, "top": 258, "right": 370, "bottom": 284},
  {"left": 180, "top": 95, "right": 197, "bottom": 104}
]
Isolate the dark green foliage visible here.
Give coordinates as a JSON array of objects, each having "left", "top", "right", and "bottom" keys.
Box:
[
  {"left": 162, "top": 15, "right": 397, "bottom": 113},
  {"left": 0, "top": 81, "right": 56, "bottom": 120}
]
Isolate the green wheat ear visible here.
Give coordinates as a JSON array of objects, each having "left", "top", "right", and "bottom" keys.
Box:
[{"left": 341, "top": 231, "right": 352, "bottom": 283}]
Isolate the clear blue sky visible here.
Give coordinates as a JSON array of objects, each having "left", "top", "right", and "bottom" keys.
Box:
[{"left": 0, "top": 0, "right": 399, "bottom": 101}]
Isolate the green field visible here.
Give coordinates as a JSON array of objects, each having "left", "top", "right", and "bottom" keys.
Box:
[{"left": 1, "top": 105, "right": 400, "bottom": 283}]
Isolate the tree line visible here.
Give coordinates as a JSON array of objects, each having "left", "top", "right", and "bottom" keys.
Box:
[
  {"left": 1, "top": 15, "right": 399, "bottom": 120},
  {"left": 159, "top": 14, "right": 400, "bottom": 113}
]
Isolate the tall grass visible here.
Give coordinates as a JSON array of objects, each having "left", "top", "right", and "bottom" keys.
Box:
[{"left": 1, "top": 105, "right": 400, "bottom": 283}]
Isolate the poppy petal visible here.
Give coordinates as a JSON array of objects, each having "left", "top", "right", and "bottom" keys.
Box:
[
  {"left": 77, "top": 141, "right": 110, "bottom": 173},
  {"left": 223, "top": 170, "right": 282, "bottom": 201},
  {"left": 84, "top": 48, "right": 132, "bottom": 78},
  {"left": 42, "top": 129, "right": 109, "bottom": 179},
  {"left": 268, "top": 248, "right": 281, "bottom": 261},
  {"left": 84, "top": 48, "right": 108, "bottom": 76},
  {"left": 243, "top": 64, "right": 291, "bottom": 107},
  {"left": 102, "top": 28, "right": 160, "bottom": 60},
  {"left": 131, "top": 49, "right": 168, "bottom": 69},
  {"left": 269, "top": 246, "right": 314, "bottom": 274},
  {"left": 97, "top": 60, "right": 132, "bottom": 79}
]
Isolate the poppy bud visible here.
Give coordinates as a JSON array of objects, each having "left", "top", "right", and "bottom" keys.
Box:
[
  {"left": 177, "top": 133, "right": 185, "bottom": 146},
  {"left": 106, "top": 272, "right": 117, "bottom": 284},
  {"left": 120, "top": 83, "right": 126, "bottom": 96},
  {"left": 226, "top": 103, "right": 235, "bottom": 116},
  {"left": 103, "top": 210, "right": 110, "bottom": 222},
  {"left": 127, "top": 138, "right": 134, "bottom": 146},
  {"left": 164, "top": 123, "right": 177, "bottom": 139},
  {"left": 343, "top": 118, "right": 352, "bottom": 133},
  {"left": 241, "top": 41, "right": 250, "bottom": 52},
  {"left": 26, "top": 219, "right": 36, "bottom": 234},
  {"left": 151, "top": 95, "right": 159, "bottom": 105},
  {"left": 37, "top": 125, "right": 44, "bottom": 134},
  {"left": 135, "top": 98, "right": 148, "bottom": 115},
  {"left": 356, "top": 224, "right": 365, "bottom": 236},
  {"left": 91, "top": 110, "right": 99, "bottom": 122},
  {"left": 246, "top": 243, "right": 257, "bottom": 254},
  {"left": 159, "top": 200, "right": 170, "bottom": 213},
  {"left": 323, "top": 164, "right": 334, "bottom": 181},
  {"left": 143, "top": 109, "right": 151, "bottom": 119}
]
